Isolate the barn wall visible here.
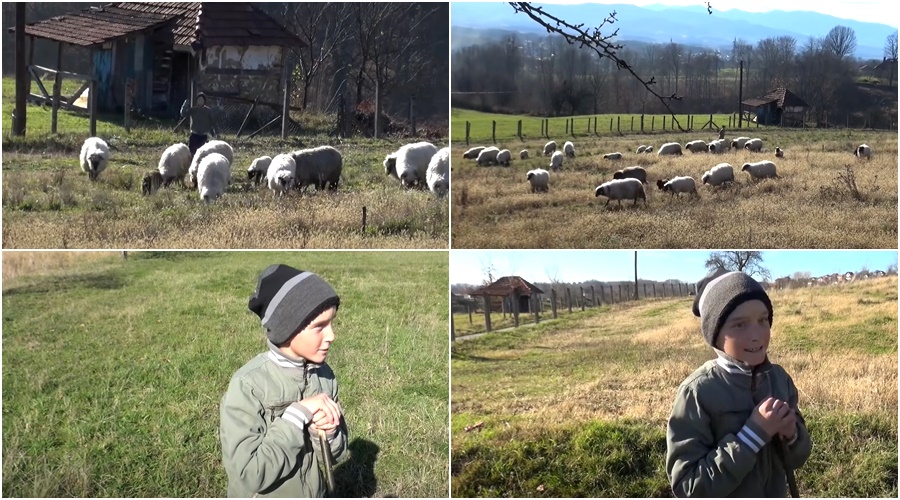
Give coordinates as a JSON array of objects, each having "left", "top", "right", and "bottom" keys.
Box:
[
  {"left": 201, "top": 45, "right": 282, "bottom": 71},
  {"left": 195, "top": 45, "right": 285, "bottom": 110}
]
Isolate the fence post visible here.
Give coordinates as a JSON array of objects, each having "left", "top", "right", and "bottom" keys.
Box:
[
  {"left": 570, "top": 118, "right": 575, "bottom": 136},
  {"left": 541, "top": 119, "right": 545, "bottom": 137},
  {"left": 587, "top": 117, "right": 590, "bottom": 134},
  {"left": 580, "top": 287, "right": 585, "bottom": 311},
  {"left": 651, "top": 116, "right": 655, "bottom": 131},
  {"left": 533, "top": 295, "right": 539, "bottom": 324},
  {"left": 663, "top": 115, "right": 666, "bottom": 130},
  {"left": 551, "top": 289, "right": 558, "bottom": 319},
  {"left": 619, "top": 285, "right": 624, "bottom": 302},
  {"left": 566, "top": 288, "right": 572, "bottom": 313},
  {"left": 565, "top": 119, "right": 569, "bottom": 135},
  {"left": 512, "top": 291, "right": 520, "bottom": 328},
  {"left": 468, "top": 305, "right": 473, "bottom": 324},
  {"left": 593, "top": 116, "right": 597, "bottom": 135},
  {"left": 89, "top": 77, "right": 97, "bottom": 137},
  {"left": 483, "top": 296, "right": 492, "bottom": 333},
  {"left": 451, "top": 315, "right": 455, "bottom": 341},
  {"left": 517, "top": 119, "right": 522, "bottom": 140},
  {"left": 374, "top": 80, "right": 380, "bottom": 139},
  {"left": 609, "top": 117, "right": 613, "bottom": 132},
  {"left": 630, "top": 115, "right": 634, "bottom": 132},
  {"left": 641, "top": 114, "right": 644, "bottom": 132},
  {"left": 652, "top": 282, "right": 657, "bottom": 297},
  {"left": 466, "top": 121, "right": 470, "bottom": 146},
  {"left": 545, "top": 118, "right": 549, "bottom": 138},
  {"left": 492, "top": 120, "right": 496, "bottom": 144},
  {"left": 617, "top": 116, "right": 621, "bottom": 133},
  {"left": 643, "top": 283, "right": 647, "bottom": 298},
  {"left": 591, "top": 285, "right": 596, "bottom": 307}
]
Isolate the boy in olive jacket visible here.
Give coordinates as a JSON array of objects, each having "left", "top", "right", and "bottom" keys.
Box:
[
  {"left": 220, "top": 264, "right": 349, "bottom": 497},
  {"left": 666, "top": 268, "right": 812, "bottom": 497}
]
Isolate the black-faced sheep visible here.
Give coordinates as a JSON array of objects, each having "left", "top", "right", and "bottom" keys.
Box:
[
  {"left": 855, "top": 144, "right": 872, "bottom": 159},
  {"left": 141, "top": 170, "right": 163, "bottom": 196},
  {"left": 594, "top": 178, "right": 646, "bottom": 206},
  {"left": 775, "top": 147, "right": 784, "bottom": 158},
  {"left": 564, "top": 141, "right": 576, "bottom": 158},
  {"left": 741, "top": 160, "right": 778, "bottom": 180},
  {"left": 247, "top": 156, "right": 272, "bottom": 187},
  {"left": 520, "top": 149, "right": 529, "bottom": 160},
  {"left": 657, "top": 176, "right": 699, "bottom": 198},
  {"left": 267, "top": 153, "right": 297, "bottom": 196},
  {"left": 526, "top": 169, "right": 550, "bottom": 193},
  {"left": 157, "top": 143, "right": 191, "bottom": 187},
  {"left": 731, "top": 137, "right": 751, "bottom": 150},
  {"left": 385, "top": 141, "right": 438, "bottom": 188}
]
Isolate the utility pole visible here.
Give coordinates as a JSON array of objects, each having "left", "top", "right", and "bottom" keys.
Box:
[
  {"left": 633, "top": 251, "right": 639, "bottom": 300},
  {"left": 738, "top": 60, "right": 744, "bottom": 128}
]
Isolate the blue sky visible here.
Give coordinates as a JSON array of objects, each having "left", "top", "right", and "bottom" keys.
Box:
[{"left": 450, "top": 250, "right": 899, "bottom": 285}]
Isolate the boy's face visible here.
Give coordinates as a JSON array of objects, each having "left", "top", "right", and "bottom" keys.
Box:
[
  {"left": 715, "top": 299, "right": 771, "bottom": 366},
  {"left": 284, "top": 306, "right": 337, "bottom": 363}
]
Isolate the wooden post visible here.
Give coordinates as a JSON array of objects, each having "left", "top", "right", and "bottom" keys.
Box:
[
  {"left": 51, "top": 43, "right": 63, "bottom": 134},
  {"left": 653, "top": 283, "right": 657, "bottom": 297},
  {"left": 533, "top": 295, "right": 539, "bottom": 324},
  {"left": 599, "top": 285, "right": 605, "bottom": 305},
  {"left": 124, "top": 79, "right": 132, "bottom": 134},
  {"left": 517, "top": 120, "right": 522, "bottom": 139},
  {"left": 609, "top": 117, "right": 613, "bottom": 131},
  {"left": 651, "top": 116, "right": 655, "bottom": 130},
  {"left": 580, "top": 287, "right": 585, "bottom": 311},
  {"left": 663, "top": 115, "right": 667, "bottom": 130},
  {"left": 540, "top": 119, "right": 544, "bottom": 137},
  {"left": 512, "top": 291, "right": 520, "bottom": 328},
  {"left": 468, "top": 304, "right": 473, "bottom": 324},
  {"left": 643, "top": 283, "right": 648, "bottom": 298},
  {"left": 619, "top": 285, "right": 624, "bottom": 302},
  {"left": 640, "top": 114, "right": 644, "bottom": 132},
  {"left": 466, "top": 121, "right": 470, "bottom": 146},
  {"left": 282, "top": 56, "right": 291, "bottom": 140},
  {"left": 14, "top": 5, "right": 27, "bottom": 136},
  {"left": 545, "top": 118, "right": 549, "bottom": 138},
  {"left": 551, "top": 289, "right": 558, "bottom": 319},
  {"left": 361, "top": 206, "right": 367, "bottom": 233},
  {"left": 593, "top": 116, "right": 597, "bottom": 135},
  {"left": 451, "top": 315, "right": 455, "bottom": 341},
  {"left": 483, "top": 296, "right": 492, "bottom": 333},
  {"left": 617, "top": 116, "right": 620, "bottom": 133},
  {"left": 738, "top": 60, "right": 744, "bottom": 128},
  {"left": 591, "top": 285, "right": 596, "bottom": 307},
  {"left": 89, "top": 76, "right": 97, "bottom": 137},
  {"left": 492, "top": 120, "right": 496, "bottom": 144},
  {"left": 630, "top": 115, "right": 634, "bottom": 132},
  {"left": 566, "top": 288, "right": 572, "bottom": 313},
  {"left": 565, "top": 118, "right": 569, "bottom": 135}
]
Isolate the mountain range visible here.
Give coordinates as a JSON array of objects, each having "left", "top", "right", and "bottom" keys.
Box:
[{"left": 451, "top": 3, "right": 897, "bottom": 60}]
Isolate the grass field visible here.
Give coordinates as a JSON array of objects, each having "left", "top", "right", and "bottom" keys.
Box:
[
  {"left": 2, "top": 78, "right": 448, "bottom": 249},
  {"left": 2, "top": 251, "right": 450, "bottom": 497},
  {"left": 451, "top": 276, "right": 898, "bottom": 497},
  {"left": 450, "top": 109, "right": 897, "bottom": 249}
]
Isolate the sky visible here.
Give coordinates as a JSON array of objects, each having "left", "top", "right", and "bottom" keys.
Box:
[{"left": 449, "top": 250, "right": 899, "bottom": 285}]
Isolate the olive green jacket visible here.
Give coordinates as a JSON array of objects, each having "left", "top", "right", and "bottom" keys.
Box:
[
  {"left": 666, "top": 353, "right": 812, "bottom": 497},
  {"left": 220, "top": 346, "right": 348, "bottom": 497}
]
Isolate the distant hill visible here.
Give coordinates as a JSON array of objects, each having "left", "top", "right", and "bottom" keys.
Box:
[{"left": 451, "top": 3, "right": 897, "bottom": 60}]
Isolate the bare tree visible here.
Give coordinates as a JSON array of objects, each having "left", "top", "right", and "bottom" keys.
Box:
[
  {"left": 824, "top": 25, "right": 857, "bottom": 61},
  {"left": 481, "top": 259, "right": 498, "bottom": 286},
  {"left": 704, "top": 251, "right": 771, "bottom": 281},
  {"left": 885, "top": 32, "right": 898, "bottom": 60}
]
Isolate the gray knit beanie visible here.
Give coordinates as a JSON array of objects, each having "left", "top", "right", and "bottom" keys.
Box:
[
  {"left": 691, "top": 268, "right": 773, "bottom": 347},
  {"left": 247, "top": 264, "right": 340, "bottom": 345}
]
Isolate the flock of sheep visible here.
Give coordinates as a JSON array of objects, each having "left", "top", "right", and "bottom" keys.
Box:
[
  {"left": 77, "top": 136, "right": 450, "bottom": 202},
  {"left": 461, "top": 135, "right": 874, "bottom": 207}
]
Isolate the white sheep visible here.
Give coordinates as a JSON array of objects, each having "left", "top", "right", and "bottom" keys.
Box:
[
  {"left": 543, "top": 141, "right": 558, "bottom": 156},
  {"left": 731, "top": 137, "right": 751, "bottom": 150},
  {"left": 549, "top": 150, "right": 564, "bottom": 171},
  {"left": 701, "top": 163, "right": 735, "bottom": 187},
  {"left": 384, "top": 141, "right": 438, "bottom": 188},
  {"left": 612, "top": 166, "right": 647, "bottom": 184},
  {"left": 526, "top": 168, "right": 550, "bottom": 193},
  {"left": 855, "top": 144, "right": 872, "bottom": 159},
  {"left": 496, "top": 149, "right": 512, "bottom": 167},
  {"left": 267, "top": 153, "right": 297, "bottom": 196},
  {"left": 741, "top": 160, "right": 779, "bottom": 180},
  {"left": 475, "top": 146, "right": 501, "bottom": 166},
  {"left": 707, "top": 139, "right": 728, "bottom": 154},
  {"left": 656, "top": 142, "right": 683, "bottom": 156},
  {"left": 520, "top": 149, "right": 529, "bottom": 160},
  {"left": 564, "top": 141, "right": 576, "bottom": 158},
  {"left": 426, "top": 147, "right": 449, "bottom": 198},
  {"left": 775, "top": 147, "right": 784, "bottom": 158},
  {"left": 79, "top": 137, "right": 109, "bottom": 181},
  {"left": 685, "top": 140, "right": 708, "bottom": 153},
  {"left": 657, "top": 176, "right": 699, "bottom": 198},
  {"left": 594, "top": 178, "right": 647, "bottom": 207},
  {"left": 636, "top": 145, "right": 649, "bottom": 154},
  {"left": 197, "top": 152, "right": 231, "bottom": 203},
  {"left": 291, "top": 146, "right": 343, "bottom": 192},
  {"left": 603, "top": 152, "right": 623, "bottom": 160},
  {"left": 743, "top": 138, "right": 764, "bottom": 152},
  {"left": 188, "top": 140, "right": 234, "bottom": 189},
  {"left": 247, "top": 156, "right": 272, "bottom": 187},
  {"left": 157, "top": 143, "right": 191, "bottom": 187},
  {"left": 462, "top": 146, "right": 486, "bottom": 159}
]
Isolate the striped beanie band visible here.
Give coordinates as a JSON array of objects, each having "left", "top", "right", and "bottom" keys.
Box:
[
  {"left": 248, "top": 264, "right": 340, "bottom": 345},
  {"left": 691, "top": 268, "right": 773, "bottom": 347}
]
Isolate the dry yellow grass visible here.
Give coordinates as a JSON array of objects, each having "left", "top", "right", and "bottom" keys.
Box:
[
  {"left": 451, "top": 129, "right": 897, "bottom": 248},
  {"left": 2, "top": 251, "right": 121, "bottom": 284}
]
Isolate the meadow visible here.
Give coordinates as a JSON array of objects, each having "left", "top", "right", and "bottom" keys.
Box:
[
  {"left": 450, "top": 108, "right": 897, "bottom": 249},
  {"left": 451, "top": 276, "right": 898, "bottom": 497},
  {"left": 2, "top": 251, "right": 450, "bottom": 497},
  {"left": 2, "top": 78, "right": 449, "bottom": 249}
]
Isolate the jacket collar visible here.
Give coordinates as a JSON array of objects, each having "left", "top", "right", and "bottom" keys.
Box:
[
  {"left": 714, "top": 349, "right": 772, "bottom": 376},
  {"left": 266, "top": 340, "right": 319, "bottom": 371}
]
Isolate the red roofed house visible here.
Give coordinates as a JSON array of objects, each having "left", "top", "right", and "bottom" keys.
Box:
[{"left": 469, "top": 276, "right": 545, "bottom": 314}]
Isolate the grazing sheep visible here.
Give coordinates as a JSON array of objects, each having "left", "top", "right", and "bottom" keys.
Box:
[
  {"left": 247, "top": 156, "right": 272, "bottom": 187},
  {"left": 520, "top": 149, "right": 529, "bottom": 160},
  {"left": 549, "top": 150, "right": 564, "bottom": 171},
  {"left": 426, "top": 147, "right": 449, "bottom": 198},
  {"left": 657, "top": 176, "right": 699, "bottom": 198},
  {"left": 543, "top": 140, "right": 558, "bottom": 156},
  {"left": 701, "top": 163, "right": 735, "bottom": 187},
  {"left": 564, "top": 141, "right": 576, "bottom": 158},
  {"left": 612, "top": 166, "right": 647, "bottom": 184},
  {"left": 157, "top": 142, "right": 191, "bottom": 187},
  {"left": 636, "top": 145, "right": 649, "bottom": 154},
  {"left": 743, "top": 138, "right": 764, "bottom": 152},
  {"left": 188, "top": 140, "right": 233, "bottom": 189},
  {"left": 594, "top": 178, "right": 647, "bottom": 207},
  {"left": 603, "top": 152, "right": 623, "bottom": 160},
  {"left": 657, "top": 142, "right": 683, "bottom": 156},
  {"left": 79, "top": 137, "right": 110, "bottom": 181},
  {"left": 526, "top": 168, "right": 550, "bottom": 193},
  {"left": 463, "top": 146, "right": 486, "bottom": 159},
  {"left": 496, "top": 149, "right": 512, "bottom": 166},
  {"left": 855, "top": 144, "right": 872, "bottom": 159},
  {"left": 731, "top": 137, "right": 751, "bottom": 150},
  {"left": 197, "top": 152, "right": 231, "bottom": 203},
  {"left": 475, "top": 146, "right": 501, "bottom": 166},
  {"left": 775, "top": 147, "right": 784, "bottom": 158},
  {"left": 643, "top": 147, "right": 654, "bottom": 154},
  {"left": 741, "top": 160, "right": 779, "bottom": 180},
  {"left": 141, "top": 170, "right": 163, "bottom": 196},
  {"left": 685, "top": 140, "right": 708, "bottom": 153},
  {"left": 707, "top": 139, "right": 728, "bottom": 154},
  {"left": 384, "top": 141, "right": 438, "bottom": 188},
  {"left": 291, "top": 146, "right": 343, "bottom": 192},
  {"left": 266, "top": 153, "right": 297, "bottom": 196}
]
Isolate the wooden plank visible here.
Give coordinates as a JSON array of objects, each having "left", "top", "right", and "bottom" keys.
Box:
[
  {"left": 29, "top": 64, "right": 92, "bottom": 81},
  {"left": 28, "top": 66, "right": 50, "bottom": 99}
]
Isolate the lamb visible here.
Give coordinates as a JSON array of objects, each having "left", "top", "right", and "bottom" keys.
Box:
[
  {"left": 657, "top": 176, "right": 699, "bottom": 198},
  {"left": 291, "top": 145, "right": 343, "bottom": 192},
  {"left": 496, "top": 149, "right": 512, "bottom": 166},
  {"left": 426, "top": 147, "right": 449, "bottom": 198},
  {"left": 384, "top": 141, "right": 438, "bottom": 188},
  {"left": 685, "top": 140, "right": 708, "bottom": 153},
  {"left": 463, "top": 146, "right": 486, "bottom": 159},
  {"left": 197, "top": 152, "right": 231, "bottom": 203},
  {"left": 266, "top": 153, "right": 297, "bottom": 196},
  {"left": 707, "top": 139, "right": 728, "bottom": 154},
  {"left": 475, "top": 146, "right": 501, "bottom": 166},
  {"left": 643, "top": 147, "right": 654, "bottom": 154},
  {"left": 594, "top": 178, "right": 647, "bottom": 206},
  {"left": 743, "top": 138, "right": 764, "bottom": 152},
  {"left": 731, "top": 137, "right": 751, "bottom": 150},
  {"left": 543, "top": 140, "right": 558, "bottom": 156},
  {"left": 603, "top": 152, "right": 623, "bottom": 160},
  {"left": 636, "top": 145, "right": 650, "bottom": 154},
  {"left": 141, "top": 170, "right": 163, "bottom": 196},
  {"left": 520, "top": 149, "right": 529, "bottom": 160},
  {"left": 775, "top": 147, "right": 784, "bottom": 158},
  {"left": 656, "top": 142, "right": 683, "bottom": 156},
  {"left": 741, "top": 160, "right": 779, "bottom": 180},
  {"left": 157, "top": 142, "right": 191, "bottom": 187},
  {"left": 188, "top": 140, "right": 233, "bottom": 189},
  {"left": 247, "top": 156, "right": 272, "bottom": 187},
  {"left": 612, "top": 166, "right": 647, "bottom": 184},
  {"left": 79, "top": 137, "right": 110, "bottom": 181},
  {"left": 563, "top": 141, "right": 576, "bottom": 158},
  {"left": 549, "top": 150, "right": 564, "bottom": 171},
  {"left": 855, "top": 144, "right": 872, "bottom": 159},
  {"left": 701, "top": 163, "right": 735, "bottom": 187},
  {"left": 526, "top": 169, "right": 550, "bottom": 193}
]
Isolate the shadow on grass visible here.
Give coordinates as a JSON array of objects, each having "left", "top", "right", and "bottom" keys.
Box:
[
  {"left": 3, "top": 270, "right": 126, "bottom": 296},
  {"left": 331, "top": 438, "right": 380, "bottom": 498}
]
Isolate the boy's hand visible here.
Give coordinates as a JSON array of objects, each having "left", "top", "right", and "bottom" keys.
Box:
[
  {"left": 777, "top": 407, "right": 797, "bottom": 441},
  {"left": 298, "top": 393, "right": 341, "bottom": 427},
  {"left": 749, "top": 397, "right": 791, "bottom": 438}
]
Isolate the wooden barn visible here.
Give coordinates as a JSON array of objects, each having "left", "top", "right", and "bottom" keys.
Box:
[
  {"left": 12, "top": 2, "right": 304, "bottom": 117},
  {"left": 740, "top": 87, "right": 809, "bottom": 127},
  {"left": 469, "top": 276, "right": 544, "bottom": 314}
]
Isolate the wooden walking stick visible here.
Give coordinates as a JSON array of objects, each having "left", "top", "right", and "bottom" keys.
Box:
[{"left": 319, "top": 429, "right": 336, "bottom": 494}]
